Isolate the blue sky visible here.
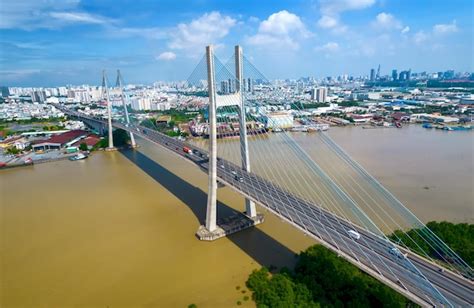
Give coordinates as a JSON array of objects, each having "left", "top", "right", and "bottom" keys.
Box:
[{"left": 0, "top": 0, "right": 472, "bottom": 86}]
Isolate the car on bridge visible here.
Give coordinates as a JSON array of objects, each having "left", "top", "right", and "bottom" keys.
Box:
[
  {"left": 389, "top": 247, "right": 407, "bottom": 259},
  {"left": 347, "top": 229, "right": 361, "bottom": 240}
]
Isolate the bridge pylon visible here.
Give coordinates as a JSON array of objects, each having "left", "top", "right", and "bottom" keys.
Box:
[
  {"left": 102, "top": 70, "right": 116, "bottom": 151},
  {"left": 116, "top": 69, "right": 137, "bottom": 148},
  {"left": 197, "top": 45, "right": 263, "bottom": 241}
]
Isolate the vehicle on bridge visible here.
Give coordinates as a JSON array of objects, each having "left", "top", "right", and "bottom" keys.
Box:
[
  {"left": 183, "top": 146, "right": 193, "bottom": 154},
  {"left": 347, "top": 229, "right": 361, "bottom": 240},
  {"left": 389, "top": 247, "right": 407, "bottom": 259}
]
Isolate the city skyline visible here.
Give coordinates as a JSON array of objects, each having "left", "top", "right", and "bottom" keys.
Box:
[{"left": 1, "top": 0, "right": 473, "bottom": 86}]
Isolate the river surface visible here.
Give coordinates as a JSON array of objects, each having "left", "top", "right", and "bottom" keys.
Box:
[{"left": 1, "top": 124, "right": 472, "bottom": 307}]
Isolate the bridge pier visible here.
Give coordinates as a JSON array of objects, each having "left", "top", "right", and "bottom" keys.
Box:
[{"left": 197, "top": 45, "right": 263, "bottom": 241}]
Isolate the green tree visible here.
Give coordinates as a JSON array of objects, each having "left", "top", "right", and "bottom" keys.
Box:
[
  {"left": 246, "top": 245, "right": 411, "bottom": 307},
  {"left": 113, "top": 129, "right": 130, "bottom": 147},
  {"left": 6, "top": 147, "right": 21, "bottom": 155},
  {"left": 390, "top": 221, "right": 474, "bottom": 268},
  {"left": 79, "top": 143, "right": 88, "bottom": 151}
]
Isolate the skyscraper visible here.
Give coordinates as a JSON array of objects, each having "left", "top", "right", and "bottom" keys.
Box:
[
  {"left": 370, "top": 69, "right": 375, "bottom": 81},
  {"left": 247, "top": 78, "right": 253, "bottom": 92},
  {"left": 376, "top": 64, "right": 381, "bottom": 79},
  {"left": 392, "top": 69, "right": 398, "bottom": 81},
  {"left": 311, "top": 87, "right": 327, "bottom": 103}
]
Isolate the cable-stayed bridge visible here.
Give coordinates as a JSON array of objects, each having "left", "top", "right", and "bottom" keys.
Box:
[{"left": 54, "top": 45, "right": 473, "bottom": 307}]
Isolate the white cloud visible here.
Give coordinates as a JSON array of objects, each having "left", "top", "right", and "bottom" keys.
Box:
[
  {"left": 0, "top": 0, "right": 114, "bottom": 29},
  {"left": 157, "top": 51, "right": 176, "bottom": 61},
  {"left": 319, "top": 0, "right": 376, "bottom": 15},
  {"left": 49, "top": 12, "right": 112, "bottom": 25},
  {"left": 315, "top": 42, "right": 340, "bottom": 52},
  {"left": 433, "top": 20, "right": 458, "bottom": 35},
  {"left": 401, "top": 26, "right": 410, "bottom": 34},
  {"left": 317, "top": 15, "right": 339, "bottom": 29},
  {"left": 168, "top": 11, "right": 236, "bottom": 52},
  {"left": 372, "top": 12, "right": 402, "bottom": 30},
  {"left": 247, "top": 10, "right": 310, "bottom": 49},
  {"left": 413, "top": 31, "right": 429, "bottom": 44},
  {"left": 316, "top": 0, "right": 375, "bottom": 34},
  {"left": 111, "top": 27, "right": 167, "bottom": 40}
]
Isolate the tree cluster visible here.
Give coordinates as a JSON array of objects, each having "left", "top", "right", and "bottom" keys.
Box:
[
  {"left": 390, "top": 221, "right": 473, "bottom": 268},
  {"left": 247, "top": 244, "right": 411, "bottom": 307}
]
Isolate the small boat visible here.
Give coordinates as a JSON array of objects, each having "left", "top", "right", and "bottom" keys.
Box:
[
  {"left": 422, "top": 123, "right": 432, "bottom": 129},
  {"left": 69, "top": 153, "right": 88, "bottom": 161}
]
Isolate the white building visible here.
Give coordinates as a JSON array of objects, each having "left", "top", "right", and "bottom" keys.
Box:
[
  {"left": 311, "top": 87, "right": 327, "bottom": 103},
  {"left": 263, "top": 112, "right": 294, "bottom": 129}
]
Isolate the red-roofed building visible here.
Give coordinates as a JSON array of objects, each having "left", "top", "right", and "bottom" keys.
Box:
[
  {"left": 72, "top": 134, "right": 101, "bottom": 149},
  {"left": 32, "top": 130, "right": 89, "bottom": 151}
]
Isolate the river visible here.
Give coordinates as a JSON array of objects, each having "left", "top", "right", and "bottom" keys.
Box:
[{"left": 1, "top": 124, "right": 472, "bottom": 307}]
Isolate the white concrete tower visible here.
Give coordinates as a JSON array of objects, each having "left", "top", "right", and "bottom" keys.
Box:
[
  {"left": 235, "top": 45, "right": 257, "bottom": 218},
  {"left": 205, "top": 45, "right": 218, "bottom": 232},
  {"left": 116, "top": 69, "right": 137, "bottom": 148},
  {"left": 102, "top": 70, "right": 114, "bottom": 150},
  {"left": 198, "top": 45, "right": 263, "bottom": 240}
]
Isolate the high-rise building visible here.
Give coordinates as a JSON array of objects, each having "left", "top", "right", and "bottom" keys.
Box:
[
  {"left": 247, "top": 78, "right": 253, "bottom": 92},
  {"left": 220, "top": 80, "right": 229, "bottom": 94},
  {"left": 0, "top": 86, "right": 9, "bottom": 97},
  {"left": 392, "top": 69, "right": 398, "bottom": 81},
  {"left": 31, "top": 90, "right": 46, "bottom": 103},
  {"left": 376, "top": 64, "right": 381, "bottom": 79},
  {"left": 443, "top": 70, "right": 455, "bottom": 79},
  {"left": 370, "top": 69, "right": 375, "bottom": 81},
  {"left": 311, "top": 87, "right": 327, "bottom": 103}
]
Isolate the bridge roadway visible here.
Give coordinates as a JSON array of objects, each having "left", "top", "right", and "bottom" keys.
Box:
[{"left": 60, "top": 108, "right": 473, "bottom": 307}]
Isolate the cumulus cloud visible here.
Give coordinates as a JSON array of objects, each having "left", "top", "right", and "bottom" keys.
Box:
[
  {"left": 315, "top": 42, "right": 340, "bottom": 52},
  {"left": 433, "top": 20, "right": 458, "bottom": 35},
  {"left": 372, "top": 12, "right": 403, "bottom": 30},
  {"left": 247, "top": 10, "right": 310, "bottom": 49},
  {"left": 411, "top": 20, "right": 458, "bottom": 45},
  {"left": 317, "top": 15, "right": 339, "bottom": 29},
  {"left": 317, "top": 0, "right": 375, "bottom": 33},
  {"left": 156, "top": 51, "right": 176, "bottom": 61},
  {"left": 401, "top": 26, "right": 410, "bottom": 34},
  {"left": 168, "top": 11, "right": 236, "bottom": 52}
]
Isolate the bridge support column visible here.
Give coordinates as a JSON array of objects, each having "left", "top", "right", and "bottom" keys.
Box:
[
  {"left": 196, "top": 45, "right": 263, "bottom": 241},
  {"left": 235, "top": 45, "right": 257, "bottom": 218},
  {"left": 102, "top": 70, "right": 116, "bottom": 151},
  {"left": 205, "top": 45, "right": 218, "bottom": 233},
  {"left": 116, "top": 69, "right": 137, "bottom": 148}
]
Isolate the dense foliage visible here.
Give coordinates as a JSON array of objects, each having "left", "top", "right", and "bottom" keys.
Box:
[
  {"left": 390, "top": 221, "right": 474, "bottom": 268},
  {"left": 97, "top": 129, "right": 130, "bottom": 148},
  {"left": 247, "top": 245, "right": 411, "bottom": 307}
]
